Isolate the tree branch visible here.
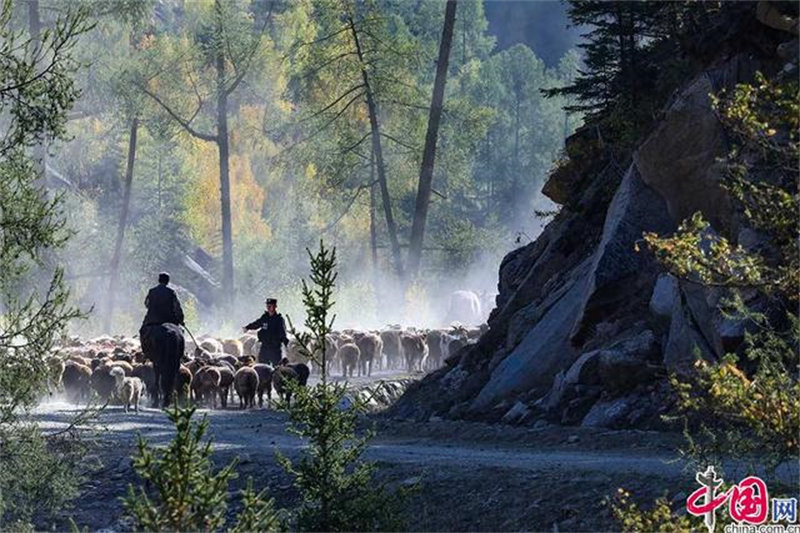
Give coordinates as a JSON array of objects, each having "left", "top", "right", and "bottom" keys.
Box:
[{"left": 140, "top": 86, "right": 217, "bottom": 142}]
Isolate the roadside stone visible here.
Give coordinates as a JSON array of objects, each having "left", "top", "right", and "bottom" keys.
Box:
[{"left": 501, "top": 401, "right": 531, "bottom": 425}]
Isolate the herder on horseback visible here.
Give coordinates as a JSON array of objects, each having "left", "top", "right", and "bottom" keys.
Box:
[{"left": 139, "top": 272, "right": 185, "bottom": 407}]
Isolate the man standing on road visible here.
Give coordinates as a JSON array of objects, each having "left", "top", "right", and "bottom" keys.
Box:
[{"left": 243, "top": 298, "right": 288, "bottom": 365}]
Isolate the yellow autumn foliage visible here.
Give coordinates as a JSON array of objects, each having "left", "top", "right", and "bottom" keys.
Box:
[{"left": 183, "top": 142, "right": 271, "bottom": 254}]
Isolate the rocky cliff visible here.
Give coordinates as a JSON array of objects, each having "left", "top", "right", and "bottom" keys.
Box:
[{"left": 391, "top": 4, "right": 797, "bottom": 429}]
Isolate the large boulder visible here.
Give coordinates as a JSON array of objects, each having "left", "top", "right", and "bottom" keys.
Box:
[
  {"left": 634, "top": 73, "right": 732, "bottom": 230},
  {"left": 470, "top": 258, "right": 593, "bottom": 411},
  {"left": 663, "top": 284, "right": 717, "bottom": 373},
  {"left": 537, "top": 330, "right": 660, "bottom": 415},
  {"left": 571, "top": 165, "right": 674, "bottom": 343},
  {"left": 542, "top": 126, "right": 603, "bottom": 206}
]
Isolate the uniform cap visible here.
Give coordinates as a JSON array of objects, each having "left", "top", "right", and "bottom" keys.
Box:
[{"left": 265, "top": 298, "right": 277, "bottom": 305}]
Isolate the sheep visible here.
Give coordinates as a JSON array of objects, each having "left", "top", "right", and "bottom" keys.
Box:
[
  {"left": 234, "top": 367, "right": 259, "bottom": 409},
  {"left": 62, "top": 361, "right": 92, "bottom": 403},
  {"left": 110, "top": 366, "right": 144, "bottom": 413},
  {"left": 90, "top": 364, "right": 118, "bottom": 401},
  {"left": 193, "top": 366, "right": 221, "bottom": 408},
  {"left": 354, "top": 332, "right": 382, "bottom": 377},
  {"left": 379, "top": 328, "right": 403, "bottom": 370},
  {"left": 282, "top": 358, "right": 310, "bottom": 388},
  {"left": 272, "top": 360, "right": 301, "bottom": 406},
  {"left": 337, "top": 343, "right": 360, "bottom": 378},
  {"left": 68, "top": 354, "right": 91, "bottom": 368},
  {"left": 425, "top": 329, "right": 445, "bottom": 370},
  {"left": 132, "top": 362, "right": 156, "bottom": 400},
  {"left": 46, "top": 355, "right": 66, "bottom": 394},
  {"left": 199, "top": 338, "right": 223, "bottom": 354},
  {"left": 222, "top": 338, "right": 244, "bottom": 357},
  {"left": 185, "top": 357, "right": 206, "bottom": 377},
  {"left": 175, "top": 365, "right": 193, "bottom": 405},
  {"left": 401, "top": 332, "right": 428, "bottom": 372},
  {"left": 214, "top": 354, "right": 238, "bottom": 368},
  {"left": 217, "top": 366, "right": 235, "bottom": 408},
  {"left": 285, "top": 338, "right": 306, "bottom": 364},
  {"left": 240, "top": 334, "right": 258, "bottom": 356},
  {"left": 253, "top": 364, "right": 273, "bottom": 407},
  {"left": 107, "top": 360, "right": 134, "bottom": 376}
]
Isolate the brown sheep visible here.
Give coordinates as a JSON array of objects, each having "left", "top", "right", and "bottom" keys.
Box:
[
  {"left": 193, "top": 366, "right": 221, "bottom": 408},
  {"left": 214, "top": 354, "right": 238, "bottom": 368},
  {"left": 290, "top": 362, "right": 310, "bottom": 387},
  {"left": 90, "top": 364, "right": 118, "bottom": 401},
  {"left": 132, "top": 362, "right": 156, "bottom": 400},
  {"left": 379, "top": 328, "right": 403, "bottom": 370},
  {"left": 63, "top": 361, "right": 92, "bottom": 403},
  {"left": 401, "top": 332, "right": 428, "bottom": 372},
  {"left": 354, "top": 332, "right": 382, "bottom": 377},
  {"left": 272, "top": 361, "right": 299, "bottom": 406},
  {"left": 175, "top": 365, "right": 193, "bottom": 405},
  {"left": 253, "top": 364, "right": 274, "bottom": 407},
  {"left": 234, "top": 367, "right": 259, "bottom": 409},
  {"left": 337, "top": 343, "right": 360, "bottom": 378},
  {"left": 68, "top": 355, "right": 91, "bottom": 368},
  {"left": 425, "top": 329, "right": 445, "bottom": 370},
  {"left": 237, "top": 355, "right": 256, "bottom": 367},
  {"left": 217, "top": 366, "right": 235, "bottom": 408},
  {"left": 185, "top": 358, "right": 206, "bottom": 377}
]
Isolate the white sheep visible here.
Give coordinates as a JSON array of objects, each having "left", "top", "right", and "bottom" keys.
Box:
[{"left": 110, "top": 366, "right": 144, "bottom": 413}]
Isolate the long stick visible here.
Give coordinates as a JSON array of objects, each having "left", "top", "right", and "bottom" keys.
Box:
[{"left": 182, "top": 323, "right": 200, "bottom": 352}]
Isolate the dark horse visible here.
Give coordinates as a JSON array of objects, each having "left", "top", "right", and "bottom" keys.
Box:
[{"left": 140, "top": 323, "right": 184, "bottom": 408}]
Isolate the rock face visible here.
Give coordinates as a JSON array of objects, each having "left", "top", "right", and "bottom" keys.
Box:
[
  {"left": 634, "top": 74, "right": 731, "bottom": 229},
  {"left": 389, "top": 18, "right": 784, "bottom": 429}
]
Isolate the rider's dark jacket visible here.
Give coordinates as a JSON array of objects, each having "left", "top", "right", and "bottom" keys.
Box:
[{"left": 142, "top": 284, "right": 184, "bottom": 327}]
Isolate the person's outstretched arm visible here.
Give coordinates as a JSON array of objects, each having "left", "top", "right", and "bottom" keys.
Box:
[{"left": 243, "top": 314, "right": 265, "bottom": 331}]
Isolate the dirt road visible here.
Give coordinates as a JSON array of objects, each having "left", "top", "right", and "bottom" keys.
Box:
[{"left": 31, "top": 393, "right": 797, "bottom": 531}]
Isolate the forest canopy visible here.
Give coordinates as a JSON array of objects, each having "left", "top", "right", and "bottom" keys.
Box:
[{"left": 10, "top": 0, "right": 580, "bottom": 334}]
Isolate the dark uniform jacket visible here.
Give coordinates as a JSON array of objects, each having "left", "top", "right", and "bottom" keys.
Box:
[
  {"left": 245, "top": 312, "right": 289, "bottom": 348},
  {"left": 142, "top": 284, "right": 184, "bottom": 327}
]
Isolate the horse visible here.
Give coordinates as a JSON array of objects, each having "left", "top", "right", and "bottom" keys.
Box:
[{"left": 139, "top": 323, "right": 184, "bottom": 408}]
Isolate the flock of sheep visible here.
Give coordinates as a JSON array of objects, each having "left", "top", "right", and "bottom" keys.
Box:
[{"left": 48, "top": 324, "right": 485, "bottom": 413}]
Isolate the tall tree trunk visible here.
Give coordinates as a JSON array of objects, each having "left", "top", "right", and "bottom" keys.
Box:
[
  {"left": 104, "top": 118, "right": 139, "bottom": 332},
  {"left": 216, "top": 43, "right": 234, "bottom": 305},
  {"left": 407, "top": 0, "right": 457, "bottom": 280},
  {"left": 349, "top": 16, "right": 403, "bottom": 278},
  {"left": 368, "top": 146, "right": 378, "bottom": 270}
]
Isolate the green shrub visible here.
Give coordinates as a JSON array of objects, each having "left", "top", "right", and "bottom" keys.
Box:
[
  {"left": 616, "top": 73, "right": 799, "bottom": 531},
  {"left": 281, "top": 241, "right": 411, "bottom": 531},
  {"left": 122, "top": 406, "right": 280, "bottom": 532}
]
